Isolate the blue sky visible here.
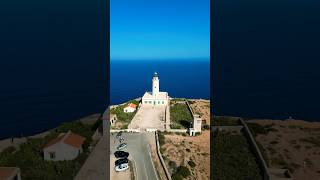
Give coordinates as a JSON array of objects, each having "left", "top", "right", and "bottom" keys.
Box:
[{"left": 111, "top": 0, "right": 210, "bottom": 60}]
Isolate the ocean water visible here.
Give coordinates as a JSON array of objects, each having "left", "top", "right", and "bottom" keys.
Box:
[
  {"left": 0, "top": 0, "right": 107, "bottom": 139},
  {"left": 213, "top": 0, "right": 320, "bottom": 121},
  {"left": 110, "top": 60, "right": 210, "bottom": 105}
]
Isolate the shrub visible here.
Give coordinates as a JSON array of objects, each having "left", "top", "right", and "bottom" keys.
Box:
[
  {"left": 175, "top": 166, "right": 190, "bottom": 178},
  {"left": 188, "top": 160, "right": 196, "bottom": 168},
  {"left": 203, "top": 124, "right": 210, "bottom": 130}
]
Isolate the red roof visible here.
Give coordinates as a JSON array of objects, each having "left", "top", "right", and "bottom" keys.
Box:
[
  {"left": 126, "top": 103, "right": 137, "bottom": 109},
  {"left": 0, "top": 167, "right": 19, "bottom": 179},
  {"left": 43, "top": 131, "right": 86, "bottom": 149}
]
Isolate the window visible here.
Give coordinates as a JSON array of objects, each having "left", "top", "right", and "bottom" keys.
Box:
[
  {"left": 144, "top": 101, "right": 147, "bottom": 104},
  {"left": 49, "top": 152, "right": 55, "bottom": 159},
  {"left": 162, "top": 101, "right": 164, "bottom": 104},
  {"left": 158, "top": 101, "right": 160, "bottom": 104}
]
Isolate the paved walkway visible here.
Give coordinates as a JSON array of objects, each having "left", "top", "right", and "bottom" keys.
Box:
[
  {"left": 128, "top": 106, "right": 166, "bottom": 130},
  {"left": 75, "top": 135, "right": 109, "bottom": 180}
]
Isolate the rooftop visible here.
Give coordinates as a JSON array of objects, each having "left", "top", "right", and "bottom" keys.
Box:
[
  {"left": 142, "top": 91, "right": 168, "bottom": 99},
  {"left": 43, "top": 130, "right": 86, "bottom": 149},
  {"left": 0, "top": 167, "right": 19, "bottom": 179}
]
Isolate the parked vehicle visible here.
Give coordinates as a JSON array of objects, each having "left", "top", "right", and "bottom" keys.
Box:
[
  {"left": 117, "top": 143, "right": 127, "bottom": 150},
  {"left": 114, "top": 151, "right": 129, "bottom": 158},
  {"left": 115, "top": 163, "right": 129, "bottom": 172},
  {"left": 115, "top": 158, "right": 129, "bottom": 166},
  {"left": 119, "top": 137, "right": 125, "bottom": 143},
  {"left": 116, "top": 132, "right": 122, "bottom": 139}
]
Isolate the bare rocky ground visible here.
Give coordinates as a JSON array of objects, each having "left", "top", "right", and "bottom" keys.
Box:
[
  {"left": 249, "top": 119, "right": 320, "bottom": 180},
  {"left": 189, "top": 100, "right": 210, "bottom": 125},
  {"left": 162, "top": 131, "right": 210, "bottom": 180}
]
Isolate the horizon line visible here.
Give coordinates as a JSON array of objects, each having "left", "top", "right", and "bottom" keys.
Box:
[{"left": 110, "top": 57, "right": 210, "bottom": 62}]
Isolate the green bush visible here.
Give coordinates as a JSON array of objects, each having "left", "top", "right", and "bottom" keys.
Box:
[
  {"left": 176, "top": 166, "right": 190, "bottom": 178},
  {"left": 188, "top": 160, "right": 196, "bottom": 168},
  {"left": 170, "top": 103, "right": 193, "bottom": 128}
]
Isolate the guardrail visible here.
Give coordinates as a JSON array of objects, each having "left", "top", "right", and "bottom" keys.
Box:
[{"left": 155, "top": 131, "right": 172, "bottom": 180}]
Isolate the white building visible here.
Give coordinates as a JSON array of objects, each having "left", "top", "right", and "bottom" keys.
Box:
[
  {"left": 142, "top": 72, "right": 169, "bottom": 106},
  {"left": 189, "top": 114, "right": 202, "bottom": 136},
  {"left": 123, "top": 103, "right": 137, "bottom": 113},
  {"left": 110, "top": 114, "right": 118, "bottom": 124},
  {"left": 43, "top": 130, "right": 86, "bottom": 161}
]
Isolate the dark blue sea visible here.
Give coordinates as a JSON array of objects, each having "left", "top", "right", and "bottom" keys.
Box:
[
  {"left": 110, "top": 60, "right": 210, "bottom": 105},
  {"left": 213, "top": 0, "right": 320, "bottom": 121},
  {"left": 0, "top": 0, "right": 107, "bottom": 139}
]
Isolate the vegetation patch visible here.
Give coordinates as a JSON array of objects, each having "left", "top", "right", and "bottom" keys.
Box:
[
  {"left": 0, "top": 121, "right": 95, "bottom": 180},
  {"left": 171, "top": 166, "right": 191, "bottom": 180},
  {"left": 299, "top": 136, "right": 320, "bottom": 147},
  {"left": 212, "top": 131, "right": 262, "bottom": 180},
  {"left": 110, "top": 100, "right": 139, "bottom": 129},
  {"left": 170, "top": 103, "right": 193, "bottom": 129},
  {"left": 247, "top": 122, "right": 278, "bottom": 137},
  {"left": 213, "top": 116, "right": 240, "bottom": 126}
]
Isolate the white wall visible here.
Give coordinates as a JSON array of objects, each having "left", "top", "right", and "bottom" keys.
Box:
[{"left": 44, "top": 143, "right": 82, "bottom": 161}]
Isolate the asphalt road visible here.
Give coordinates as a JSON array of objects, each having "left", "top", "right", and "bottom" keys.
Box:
[{"left": 110, "top": 132, "right": 158, "bottom": 180}]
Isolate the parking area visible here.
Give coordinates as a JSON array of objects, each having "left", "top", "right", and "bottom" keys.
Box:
[{"left": 110, "top": 132, "right": 158, "bottom": 180}]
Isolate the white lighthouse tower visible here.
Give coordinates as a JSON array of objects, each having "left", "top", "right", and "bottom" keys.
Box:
[
  {"left": 152, "top": 72, "right": 159, "bottom": 96},
  {"left": 141, "top": 72, "right": 169, "bottom": 106}
]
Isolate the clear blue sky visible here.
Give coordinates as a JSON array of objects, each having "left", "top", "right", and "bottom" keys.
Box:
[{"left": 111, "top": 0, "right": 210, "bottom": 60}]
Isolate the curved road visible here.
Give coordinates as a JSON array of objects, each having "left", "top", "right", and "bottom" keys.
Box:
[{"left": 110, "top": 132, "right": 158, "bottom": 180}]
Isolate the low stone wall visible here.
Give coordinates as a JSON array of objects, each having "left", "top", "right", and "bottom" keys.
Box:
[
  {"left": 239, "top": 119, "right": 271, "bottom": 180},
  {"left": 165, "top": 129, "right": 188, "bottom": 133},
  {"left": 155, "top": 131, "right": 172, "bottom": 180},
  {"left": 110, "top": 129, "right": 141, "bottom": 133}
]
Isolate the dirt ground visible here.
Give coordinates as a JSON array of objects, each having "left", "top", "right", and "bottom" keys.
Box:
[
  {"left": 189, "top": 100, "right": 210, "bottom": 125},
  {"left": 162, "top": 131, "right": 210, "bottom": 180},
  {"left": 249, "top": 119, "right": 320, "bottom": 180}
]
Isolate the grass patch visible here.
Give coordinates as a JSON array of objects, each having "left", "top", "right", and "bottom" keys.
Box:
[
  {"left": 170, "top": 103, "right": 193, "bottom": 129},
  {"left": 110, "top": 100, "right": 139, "bottom": 128},
  {"left": 212, "top": 131, "right": 262, "bottom": 180}
]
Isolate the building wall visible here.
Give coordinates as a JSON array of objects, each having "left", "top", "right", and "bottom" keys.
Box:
[
  {"left": 123, "top": 107, "right": 135, "bottom": 113},
  {"left": 43, "top": 143, "right": 82, "bottom": 161},
  {"left": 141, "top": 98, "right": 168, "bottom": 106}
]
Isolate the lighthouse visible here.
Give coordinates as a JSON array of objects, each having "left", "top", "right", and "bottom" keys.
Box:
[
  {"left": 141, "top": 72, "right": 169, "bottom": 106},
  {"left": 152, "top": 72, "right": 159, "bottom": 96}
]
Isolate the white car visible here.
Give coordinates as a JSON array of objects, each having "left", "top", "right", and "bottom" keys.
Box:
[{"left": 115, "top": 163, "right": 129, "bottom": 172}]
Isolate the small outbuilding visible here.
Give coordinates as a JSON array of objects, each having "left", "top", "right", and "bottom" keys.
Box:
[
  {"left": 123, "top": 103, "right": 137, "bottom": 113},
  {"left": 43, "top": 130, "right": 86, "bottom": 161},
  {"left": 0, "top": 167, "right": 21, "bottom": 180}
]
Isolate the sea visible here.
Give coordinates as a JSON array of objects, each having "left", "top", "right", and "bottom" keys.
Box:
[
  {"left": 0, "top": 0, "right": 107, "bottom": 139},
  {"left": 213, "top": 0, "right": 320, "bottom": 121},
  {"left": 110, "top": 60, "right": 210, "bottom": 105}
]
